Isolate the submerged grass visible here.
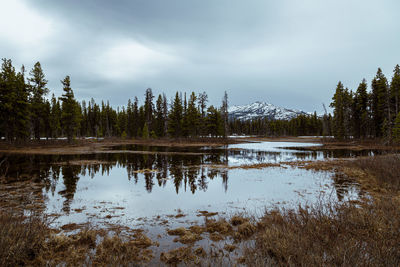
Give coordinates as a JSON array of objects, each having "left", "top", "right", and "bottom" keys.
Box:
[{"left": 0, "top": 212, "right": 155, "bottom": 266}]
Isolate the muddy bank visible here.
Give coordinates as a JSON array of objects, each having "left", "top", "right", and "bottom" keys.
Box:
[{"left": 0, "top": 138, "right": 244, "bottom": 155}]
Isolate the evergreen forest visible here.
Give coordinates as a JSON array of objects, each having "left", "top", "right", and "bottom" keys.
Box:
[{"left": 1, "top": 58, "right": 400, "bottom": 143}]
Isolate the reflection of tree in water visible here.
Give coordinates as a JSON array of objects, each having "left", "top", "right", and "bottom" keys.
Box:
[
  {"left": 1, "top": 149, "right": 232, "bottom": 208},
  {"left": 59, "top": 164, "right": 81, "bottom": 213}
]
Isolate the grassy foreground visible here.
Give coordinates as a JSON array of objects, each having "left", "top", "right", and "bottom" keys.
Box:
[{"left": 1, "top": 154, "right": 399, "bottom": 266}]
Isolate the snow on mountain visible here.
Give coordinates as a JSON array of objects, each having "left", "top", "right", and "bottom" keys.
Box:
[{"left": 228, "top": 101, "right": 308, "bottom": 121}]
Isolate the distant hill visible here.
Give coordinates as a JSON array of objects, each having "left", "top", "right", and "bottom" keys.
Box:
[{"left": 228, "top": 101, "right": 309, "bottom": 121}]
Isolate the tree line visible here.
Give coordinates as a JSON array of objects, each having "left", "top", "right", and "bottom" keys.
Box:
[
  {"left": 330, "top": 65, "right": 400, "bottom": 142},
  {"left": 229, "top": 113, "right": 327, "bottom": 137},
  {"left": 0, "top": 59, "right": 230, "bottom": 143}
]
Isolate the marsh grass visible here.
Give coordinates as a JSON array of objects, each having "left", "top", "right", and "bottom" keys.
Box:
[
  {"left": 243, "top": 197, "right": 400, "bottom": 266},
  {"left": 348, "top": 154, "right": 400, "bottom": 192},
  {"left": 241, "top": 154, "right": 400, "bottom": 266},
  {"left": 0, "top": 211, "right": 155, "bottom": 266}
]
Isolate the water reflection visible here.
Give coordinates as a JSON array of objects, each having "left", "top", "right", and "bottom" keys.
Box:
[{"left": 0, "top": 142, "right": 381, "bottom": 221}]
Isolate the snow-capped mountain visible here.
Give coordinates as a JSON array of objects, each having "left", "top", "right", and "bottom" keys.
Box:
[{"left": 228, "top": 101, "right": 308, "bottom": 121}]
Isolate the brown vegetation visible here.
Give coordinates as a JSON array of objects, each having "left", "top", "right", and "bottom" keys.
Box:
[
  {"left": 243, "top": 198, "right": 400, "bottom": 266},
  {"left": 0, "top": 137, "right": 242, "bottom": 155},
  {"left": 0, "top": 212, "right": 155, "bottom": 266}
]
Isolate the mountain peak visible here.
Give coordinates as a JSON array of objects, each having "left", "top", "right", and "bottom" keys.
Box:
[{"left": 228, "top": 101, "right": 307, "bottom": 121}]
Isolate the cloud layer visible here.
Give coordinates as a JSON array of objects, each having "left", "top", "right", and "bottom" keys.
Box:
[{"left": 1, "top": 0, "right": 399, "bottom": 112}]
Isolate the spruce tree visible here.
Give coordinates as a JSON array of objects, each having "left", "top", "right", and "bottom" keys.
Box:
[
  {"left": 354, "top": 79, "right": 369, "bottom": 138},
  {"left": 14, "top": 66, "right": 30, "bottom": 141},
  {"left": 330, "top": 81, "right": 346, "bottom": 139},
  {"left": 168, "top": 92, "right": 183, "bottom": 137},
  {"left": 221, "top": 91, "right": 229, "bottom": 138},
  {"left": 50, "top": 94, "right": 61, "bottom": 138},
  {"left": 390, "top": 65, "right": 400, "bottom": 117},
  {"left": 142, "top": 123, "right": 149, "bottom": 139},
  {"left": 186, "top": 92, "right": 200, "bottom": 136},
  {"left": 206, "top": 105, "right": 223, "bottom": 137},
  {"left": 60, "top": 76, "right": 79, "bottom": 143},
  {"left": 197, "top": 92, "right": 208, "bottom": 136},
  {"left": 154, "top": 94, "right": 165, "bottom": 137},
  {"left": 371, "top": 68, "right": 389, "bottom": 137},
  {"left": 28, "top": 62, "right": 48, "bottom": 139},
  {"left": 144, "top": 88, "right": 154, "bottom": 130},
  {"left": 0, "top": 59, "right": 30, "bottom": 142},
  {"left": 392, "top": 112, "right": 400, "bottom": 143}
]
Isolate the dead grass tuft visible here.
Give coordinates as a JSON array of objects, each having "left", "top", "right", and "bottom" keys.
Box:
[
  {"left": 205, "top": 218, "right": 232, "bottom": 235},
  {"left": 230, "top": 215, "right": 249, "bottom": 226},
  {"left": 244, "top": 198, "right": 400, "bottom": 266},
  {"left": 160, "top": 246, "right": 200, "bottom": 265}
]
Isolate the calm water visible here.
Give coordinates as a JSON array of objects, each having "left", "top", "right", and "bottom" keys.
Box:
[{"left": 0, "top": 141, "right": 377, "bottom": 231}]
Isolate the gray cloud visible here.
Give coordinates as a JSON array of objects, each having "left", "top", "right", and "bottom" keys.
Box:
[{"left": 2, "top": 0, "right": 400, "bottom": 112}]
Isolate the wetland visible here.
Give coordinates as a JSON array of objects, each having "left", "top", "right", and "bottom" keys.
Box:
[{"left": 1, "top": 138, "right": 399, "bottom": 266}]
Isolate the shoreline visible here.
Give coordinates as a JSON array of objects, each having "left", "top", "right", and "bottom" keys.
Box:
[{"left": 1, "top": 136, "right": 399, "bottom": 155}]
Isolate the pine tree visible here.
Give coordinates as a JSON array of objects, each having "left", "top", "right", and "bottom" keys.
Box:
[
  {"left": 197, "top": 92, "right": 208, "bottom": 136},
  {"left": 28, "top": 62, "right": 48, "bottom": 140},
  {"left": 168, "top": 92, "right": 183, "bottom": 137},
  {"left": 132, "top": 97, "right": 139, "bottom": 137},
  {"left": 60, "top": 76, "right": 79, "bottom": 143},
  {"left": 144, "top": 88, "right": 154, "bottom": 130},
  {"left": 186, "top": 92, "right": 200, "bottom": 137},
  {"left": 206, "top": 105, "right": 223, "bottom": 137},
  {"left": 221, "top": 91, "right": 229, "bottom": 138},
  {"left": 354, "top": 79, "right": 369, "bottom": 138},
  {"left": 390, "top": 65, "right": 400, "bottom": 117},
  {"left": 14, "top": 66, "right": 30, "bottom": 141},
  {"left": 0, "top": 59, "right": 30, "bottom": 142},
  {"left": 142, "top": 123, "right": 149, "bottom": 139},
  {"left": 50, "top": 94, "right": 61, "bottom": 138},
  {"left": 392, "top": 112, "right": 400, "bottom": 143},
  {"left": 154, "top": 94, "right": 165, "bottom": 137},
  {"left": 330, "top": 81, "right": 346, "bottom": 139},
  {"left": 371, "top": 68, "right": 389, "bottom": 137}
]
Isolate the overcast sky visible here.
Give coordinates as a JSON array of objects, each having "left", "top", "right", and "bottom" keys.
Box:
[{"left": 1, "top": 0, "right": 399, "bottom": 112}]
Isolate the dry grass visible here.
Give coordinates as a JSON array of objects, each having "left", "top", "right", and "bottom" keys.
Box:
[
  {"left": 243, "top": 198, "right": 400, "bottom": 266},
  {"left": 0, "top": 212, "right": 155, "bottom": 266},
  {"left": 240, "top": 154, "right": 400, "bottom": 266},
  {"left": 0, "top": 212, "right": 47, "bottom": 267},
  {"left": 348, "top": 154, "right": 400, "bottom": 192}
]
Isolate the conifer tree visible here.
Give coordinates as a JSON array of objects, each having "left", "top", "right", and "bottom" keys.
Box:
[
  {"left": 198, "top": 92, "right": 208, "bottom": 136},
  {"left": 168, "top": 92, "right": 183, "bottom": 137},
  {"left": 206, "top": 105, "right": 223, "bottom": 137},
  {"left": 14, "top": 66, "right": 30, "bottom": 141},
  {"left": 144, "top": 88, "right": 154, "bottom": 130},
  {"left": 142, "top": 123, "right": 149, "bottom": 139},
  {"left": 354, "top": 79, "right": 369, "bottom": 138},
  {"left": 221, "top": 91, "right": 229, "bottom": 138},
  {"left": 60, "top": 76, "right": 79, "bottom": 143},
  {"left": 132, "top": 97, "right": 139, "bottom": 137},
  {"left": 50, "top": 94, "right": 61, "bottom": 138},
  {"left": 330, "top": 81, "right": 346, "bottom": 139},
  {"left": 186, "top": 92, "right": 200, "bottom": 137},
  {"left": 390, "top": 64, "right": 400, "bottom": 117},
  {"left": 0, "top": 59, "right": 30, "bottom": 142},
  {"left": 371, "top": 68, "right": 389, "bottom": 137},
  {"left": 154, "top": 94, "right": 165, "bottom": 137},
  {"left": 28, "top": 62, "right": 48, "bottom": 139},
  {"left": 392, "top": 112, "right": 400, "bottom": 143}
]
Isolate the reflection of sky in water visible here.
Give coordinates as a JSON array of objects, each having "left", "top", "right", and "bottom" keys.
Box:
[
  {"left": 0, "top": 141, "right": 370, "bottom": 231},
  {"left": 43, "top": 165, "right": 360, "bottom": 229},
  {"left": 227, "top": 142, "right": 322, "bottom": 165},
  {"left": 226, "top": 142, "right": 380, "bottom": 165}
]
